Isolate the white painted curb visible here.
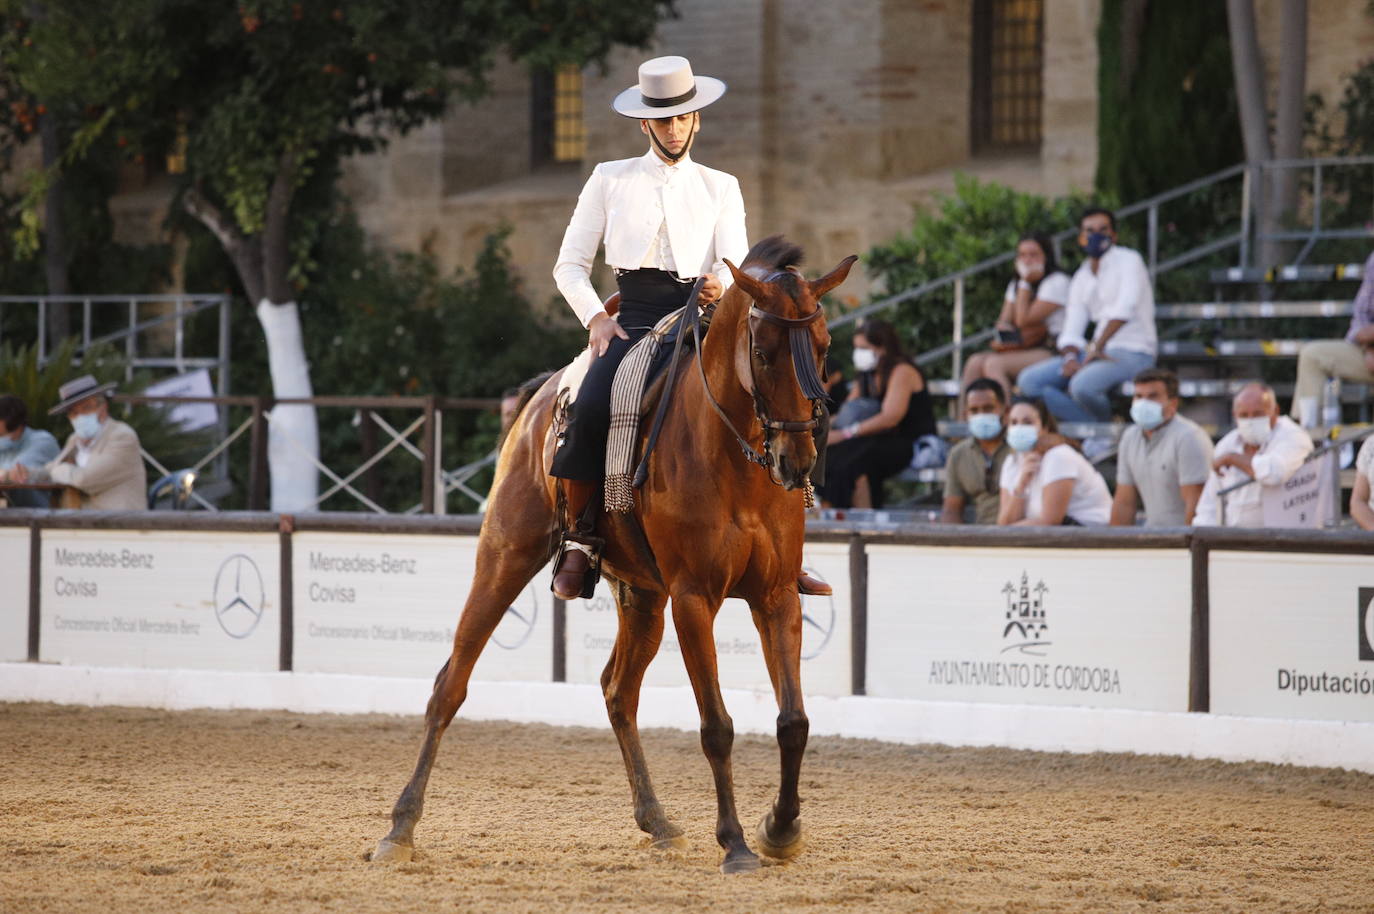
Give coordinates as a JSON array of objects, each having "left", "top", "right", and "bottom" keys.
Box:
[{"left": 3, "top": 663, "right": 1372, "bottom": 774}]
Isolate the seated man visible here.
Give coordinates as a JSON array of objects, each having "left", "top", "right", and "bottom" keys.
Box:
[
  {"left": 1289, "top": 249, "right": 1374, "bottom": 425},
  {"left": 1017, "top": 206, "right": 1157, "bottom": 422},
  {"left": 0, "top": 394, "right": 60, "bottom": 507},
  {"left": 1193, "top": 383, "right": 1312, "bottom": 527},
  {"left": 1110, "top": 368, "right": 1213, "bottom": 526},
  {"left": 27, "top": 375, "right": 146, "bottom": 510},
  {"left": 941, "top": 378, "right": 1011, "bottom": 525}
]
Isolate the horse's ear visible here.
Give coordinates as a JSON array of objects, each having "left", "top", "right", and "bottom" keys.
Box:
[
  {"left": 723, "top": 259, "right": 768, "bottom": 302},
  {"left": 809, "top": 255, "right": 859, "bottom": 299}
]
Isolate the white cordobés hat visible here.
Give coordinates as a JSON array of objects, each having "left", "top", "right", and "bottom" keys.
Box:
[{"left": 611, "top": 56, "right": 726, "bottom": 119}]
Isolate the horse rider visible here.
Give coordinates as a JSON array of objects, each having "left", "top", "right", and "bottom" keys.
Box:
[{"left": 549, "top": 55, "right": 829, "bottom": 602}]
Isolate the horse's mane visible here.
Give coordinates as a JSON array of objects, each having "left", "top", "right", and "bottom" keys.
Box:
[{"left": 740, "top": 235, "right": 804, "bottom": 280}]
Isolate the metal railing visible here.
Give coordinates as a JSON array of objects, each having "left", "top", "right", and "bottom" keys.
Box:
[{"left": 113, "top": 393, "right": 501, "bottom": 514}]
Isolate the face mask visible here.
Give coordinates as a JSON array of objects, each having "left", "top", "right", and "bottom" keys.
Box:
[
  {"left": 1130, "top": 398, "right": 1165, "bottom": 430},
  {"left": 853, "top": 347, "right": 878, "bottom": 372},
  {"left": 968, "top": 413, "right": 1002, "bottom": 440},
  {"left": 1014, "top": 259, "right": 1042, "bottom": 280},
  {"left": 0, "top": 432, "right": 18, "bottom": 453},
  {"left": 1006, "top": 424, "right": 1039, "bottom": 452},
  {"left": 72, "top": 413, "right": 103, "bottom": 441},
  {"left": 1079, "top": 231, "right": 1113, "bottom": 258},
  {"left": 1236, "top": 416, "right": 1272, "bottom": 447}
]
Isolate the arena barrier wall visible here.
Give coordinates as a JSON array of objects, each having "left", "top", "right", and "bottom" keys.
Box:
[{"left": 2, "top": 511, "right": 1372, "bottom": 772}]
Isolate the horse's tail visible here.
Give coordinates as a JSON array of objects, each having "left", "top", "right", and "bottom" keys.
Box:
[
  {"left": 741, "top": 234, "right": 804, "bottom": 273},
  {"left": 498, "top": 369, "right": 557, "bottom": 448}
]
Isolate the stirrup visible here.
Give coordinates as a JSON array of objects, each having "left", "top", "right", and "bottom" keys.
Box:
[{"left": 552, "top": 532, "right": 604, "bottom": 600}]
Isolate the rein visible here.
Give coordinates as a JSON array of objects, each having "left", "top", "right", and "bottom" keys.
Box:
[{"left": 690, "top": 287, "right": 826, "bottom": 471}]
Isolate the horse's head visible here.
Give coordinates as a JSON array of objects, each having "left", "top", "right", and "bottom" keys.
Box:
[{"left": 723, "top": 249, "right": 858, "bottom": 490}]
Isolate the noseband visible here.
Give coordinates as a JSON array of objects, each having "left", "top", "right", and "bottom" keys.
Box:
[{"left": 692, "top": 284, "right": 827, "bottom": 473}]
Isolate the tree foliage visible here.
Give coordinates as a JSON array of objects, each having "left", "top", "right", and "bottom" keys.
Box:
[
  {"left": 1096, "top": 0, "right": 1242, "bottom": 202},
  {"left": 2, "top": 0, "right": 673, "bottom": 303}
]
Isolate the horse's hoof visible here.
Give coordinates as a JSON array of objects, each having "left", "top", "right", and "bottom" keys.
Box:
[
  {"left": 719, "top": 849, "right": 761, "bottom": 874},
  {"left": 651, "top": 833, "right": 688, "bottom": 851},
  {"left": 756, "top": 814, "right": 805, "bottom": 860},
  {"left": 369, "top": 838, "right": 414, "bottom": 864}
]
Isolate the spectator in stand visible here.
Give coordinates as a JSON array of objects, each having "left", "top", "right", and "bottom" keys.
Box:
[
  {"left": 959, "top": 233, "right": 1070, "bottom": 415},
  {"left": 1110, "top": 368, "right": 1213, "bottom": 526},
  {"left": 1289, "top": 250, "right": 1374, "bottom": 426},
  {"left": 819, "top": 318, "right": 937, "bottom": 508},
  {"left": 941, "top": 378, "right": 1011, "bottom": 524},
  {"left": 1017, "top": 207, "right": 1157, "bottom": 422},
  {"left": 997, "top": 397, "right": 1112, "bottom": 526},
  {"left": 0, "top": 394, "right": 60, "bottom": 508},
  {"left": 1352, "top": 435, "right": 1374, "bottom": 531},
  {"left": 27, "top": 375, "right": 146, "bottom": 511},
  {"left": 1193, "top": 383, "right": 1313, "bottom": 527}
]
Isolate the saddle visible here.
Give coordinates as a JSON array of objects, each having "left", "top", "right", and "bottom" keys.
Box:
[{"left": 552, "top": 288, "right": 705, "bottom": 514}]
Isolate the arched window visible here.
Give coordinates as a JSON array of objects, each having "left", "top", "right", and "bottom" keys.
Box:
[
  {"left": 971, "top": 0, "right": 1044, "bottom": 152},
  {"left": 531, "top": 65, "right": 586, "bottom": 167}
]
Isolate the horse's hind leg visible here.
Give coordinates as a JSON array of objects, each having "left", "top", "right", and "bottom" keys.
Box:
[
  {"left": 600, "top": 579, "right": 683, "bottom": 849},
  {"left": 749, "top": 591, "right": 809, "bottom": 860},
  {"left": 371, "top": 524, "right": 554, "bottom": 863},
  {"left": 671, "top": 594, "right": 759, "bottom": 874}
]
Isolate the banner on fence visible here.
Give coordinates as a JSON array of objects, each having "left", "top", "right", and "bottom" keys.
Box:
[
  {"left": 1260, "top": 449, "right": 1338, "bottom": 529},
  {"left": 563, "top": 542, "right": 852, "bottom": 696},
  {"left": 143, "top": 369, "right": 218, "bottom": 431},
  {"left": 1, "top": 528, "right": 29, "bottom": 662},
  {"left": 1210, "top": 549, "right": 1374, "bottom": 722},
  {"left": 39, "top": 530, "right": 280, "bottom": 671},
  {"left": 291, "top": 532, "right": 552, "bottom": 682},
  {"left": 865, "top": 546, "right": 1192, "bottom": 711}
]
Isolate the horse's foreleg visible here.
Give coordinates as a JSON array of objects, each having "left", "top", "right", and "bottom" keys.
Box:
[
  {"left": 750, "top": 591, "right": 809, "bottom": 860},
  {"left": 601, "top": 579, "right": 682, "bottom": 848},
  {"left": 371, "top": 529, "right": 554, "bottom": 864},
  {"left": 671, "top": 595, "right": 758, "bottom": 874}
]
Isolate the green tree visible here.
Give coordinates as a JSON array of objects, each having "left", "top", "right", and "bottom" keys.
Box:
[{"left": 3, "top": 0, "right": 671, "bottom": 510}]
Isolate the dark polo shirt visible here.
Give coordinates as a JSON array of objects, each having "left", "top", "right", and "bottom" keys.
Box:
[{"left": 943, "top": 436, "right": 1011, "bottom": 524}]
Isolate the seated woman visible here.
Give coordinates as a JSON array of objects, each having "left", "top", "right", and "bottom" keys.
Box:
[
  {"left": 818, "top": 318, "right": 936, "bottom": 508},
  {"left": 960, "top": 233, "right": 1070, "bottom": 416},
  {"left": 997, "top": 397, "right": 1112, "bottom": 526},
  {"left": 1352, "top": 435, "right": 1374, "bottom": 531}
]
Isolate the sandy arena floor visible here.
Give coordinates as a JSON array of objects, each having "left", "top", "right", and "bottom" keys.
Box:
[{"left": 0, "top": 701, "right": 1371, "bottom": 913}]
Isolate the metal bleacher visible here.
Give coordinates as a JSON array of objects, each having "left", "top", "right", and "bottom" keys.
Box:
[{"left": 861, "top": 157, "right": 1374, "bottom": 494}]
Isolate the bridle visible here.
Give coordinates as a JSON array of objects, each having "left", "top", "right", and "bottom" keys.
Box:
[{"left": 690, "top": 275, "right": 827, "bottom": 472}]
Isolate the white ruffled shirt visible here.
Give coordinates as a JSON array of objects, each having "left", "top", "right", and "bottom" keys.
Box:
[{"left": 553, "top": 150, "right": 749, "bottom": 327}]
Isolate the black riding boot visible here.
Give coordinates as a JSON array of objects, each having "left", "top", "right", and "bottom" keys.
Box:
[{"left": 552, "top": 480, "right": 603, "bottom": 601}]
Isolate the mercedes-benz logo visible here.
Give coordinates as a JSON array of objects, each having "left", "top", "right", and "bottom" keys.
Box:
[
  {"left": 799, "top": 565, "right": 835, "bottom": 661},
  {"left": 493, "top": 583, "right": 540, "bottom": 650},
  {"left": 213, "top": 554, "right": 265, "bottom": 639}
]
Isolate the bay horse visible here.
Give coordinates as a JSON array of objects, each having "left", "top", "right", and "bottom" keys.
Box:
[{"left": 372, "top": 237, "right": 857, "bottom": 873}]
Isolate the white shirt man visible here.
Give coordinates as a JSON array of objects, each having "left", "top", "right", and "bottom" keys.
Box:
[
  {"left": 1057, "top": 244, "right": 1158, "bottom": 358},
  {"left": 1193, "top": 384, "right": 1313, "bottom": 527}
]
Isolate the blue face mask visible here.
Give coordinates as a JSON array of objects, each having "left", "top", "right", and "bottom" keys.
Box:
[
  {"left": 968, "top": 413, "right": 1002, "bottom": 441},
  {"left": 0, "top": 432, "right": 18, "bottom": 453},
  {"left": 1006, "top": 424, "right": 1039, "bottom": 453},
  {"left": 71, "top": 413, "right": 103, "bottom": 440},
  {"left": 1080, "top": 231, "right": 1113, "bottom": 258},
  {"left": 1130, "top": 398, "right": 1165, "bottom": 430}
]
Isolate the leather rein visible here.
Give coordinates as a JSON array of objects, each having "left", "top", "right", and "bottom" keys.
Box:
[{"left": 690, "top": 282, "right": 826, "bottom": 471}]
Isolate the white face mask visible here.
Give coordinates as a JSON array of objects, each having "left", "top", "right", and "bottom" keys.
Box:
[
  {"left": 853, "top": 347, "right": 878, "bottom": 372},
  {"left": 1236, "top": 416, "right": 1273, "bottom": 447}
]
